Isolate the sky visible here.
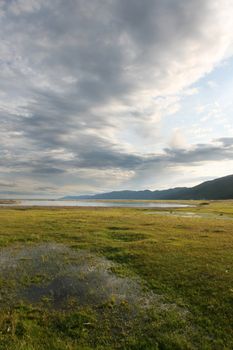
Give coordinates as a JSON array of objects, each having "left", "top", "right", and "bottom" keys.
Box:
[{"left": 0, "top": 0, "right": 233, "bottom": 198}]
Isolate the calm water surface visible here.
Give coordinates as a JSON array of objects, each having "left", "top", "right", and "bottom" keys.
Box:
[{"left": 4, "top": 200, "right": 191, "bottom": 208}]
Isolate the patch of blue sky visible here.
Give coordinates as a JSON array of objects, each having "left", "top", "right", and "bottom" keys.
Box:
[{"left": 161, "top": 56, "right": 233, "bottom": 147}]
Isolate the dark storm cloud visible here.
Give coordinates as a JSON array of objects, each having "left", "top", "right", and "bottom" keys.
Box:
[{"left": 0, "top": 0, "right": 232, "bottom": 195}]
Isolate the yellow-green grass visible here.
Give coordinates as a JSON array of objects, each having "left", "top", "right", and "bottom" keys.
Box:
[{"left": 0, "top": 201, "right": 232, "bottom": 349}]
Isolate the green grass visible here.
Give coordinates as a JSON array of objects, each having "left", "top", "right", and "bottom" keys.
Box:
[{"left": 0, "top": 201, "right": 232, "bottom": 349}]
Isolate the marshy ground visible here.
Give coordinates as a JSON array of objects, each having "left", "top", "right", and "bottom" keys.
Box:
[{"left": 0, "top": 200, "right": 232, "bottom": 349}]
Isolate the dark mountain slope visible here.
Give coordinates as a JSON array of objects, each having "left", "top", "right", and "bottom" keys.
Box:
[
  {"left": 62, "top": 174, "right": 233, "bottom": 200},
  {"left": 175, "top": 174, "right": 233, "bottom": 200}
]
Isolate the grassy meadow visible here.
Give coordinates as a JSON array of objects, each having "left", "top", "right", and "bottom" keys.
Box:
[{"left": 0, "top": 200, "right": 232, "bottom": 349}]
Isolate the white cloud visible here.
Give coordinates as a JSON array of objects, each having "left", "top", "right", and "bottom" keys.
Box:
[
  {"left": 169, "top": 129, "right": 188, "bottom": 150},
  {"left": 183, "top": 88, "right": 199, "bottom": 96}
]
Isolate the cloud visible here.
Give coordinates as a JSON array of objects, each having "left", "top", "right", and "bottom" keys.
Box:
[
  {"left": 8, "top": 0, "right": 45, "bottom": 15},
  {"left": 0, "top": 0, "right": 233, "bottom": 196},
  {"left": 217, "top": 137, "right": 233, "bottom": 147},
  {"left": 169, "top": 129, "right": 187, "bottom": 149},
  {"left": 164, "top": 139, "right": 233, "bottom": 164},
  {"left": 207, "top": 80, "right": 219, "bottom": 89}
]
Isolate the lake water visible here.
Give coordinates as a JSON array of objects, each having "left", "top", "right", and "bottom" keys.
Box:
[{"left": 1, "top": 200, "right": 191, "bottom": 208}]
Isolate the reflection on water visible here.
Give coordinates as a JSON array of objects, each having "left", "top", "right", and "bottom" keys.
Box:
[
  {"left": 0, "top": 243, "right": 148, "bottom": 308},
  {"left": 2, "top": 200, "right": 191, "bottom": 208}
]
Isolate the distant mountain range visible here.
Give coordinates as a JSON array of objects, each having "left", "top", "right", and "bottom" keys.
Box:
[{"left": 62, "top": 175, "right": 233, "bottom": 200}]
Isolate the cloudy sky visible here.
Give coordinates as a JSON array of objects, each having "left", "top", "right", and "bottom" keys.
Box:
[{"left": 0, "top": 0, "right": 233, "bottom": 198}]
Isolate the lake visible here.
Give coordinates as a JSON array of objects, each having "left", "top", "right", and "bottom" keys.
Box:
[{"left": 1, "top": 200, "right": 191, "bottom": 208}]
